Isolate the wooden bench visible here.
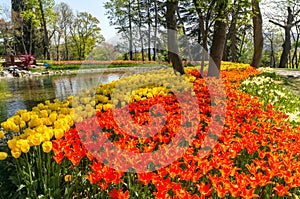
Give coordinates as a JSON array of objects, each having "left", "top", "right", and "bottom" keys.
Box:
[{"left": 1, "top": 55, "right": 22, "bottom": 67}]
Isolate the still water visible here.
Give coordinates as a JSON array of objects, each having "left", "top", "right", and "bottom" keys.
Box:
[{"left": 0, "top": 72, "right": 123, "bottom": 123}]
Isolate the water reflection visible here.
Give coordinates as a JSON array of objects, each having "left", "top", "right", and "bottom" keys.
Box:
[{"left": 0, "top": 72, "right": 123, "bottom": 123}]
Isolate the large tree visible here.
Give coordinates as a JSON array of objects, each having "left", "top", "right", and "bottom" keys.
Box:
[
  {"left": 251, "top": 0, "right": 263, "bottom": 68},
  {"left": 0, "top": 6, "right": 13, "bottom": 55},
  {"left": 208, "top": 0, "right": 229, "bottom": 77},
  {"left": 166, "top": 0, "right": 184, "bottom": 75},
  {"left": 11, "top": 0, "right": 55, "bottom": 58},
  {"left": 105, "top": 0, "right": 134, "bottom": 60},
  {"left": 11, "top": 0, "right": 32, "bottom": 55},
  {"left": 270, "top": 7, "right": 300, "bottom": 68},
  {"left": 37, "top": 0, "right": 54, "bottom": 60},
  {"left": 69, "top": 12, "right": 103, "bottom": 60},
  {"left": 52, "top": 2, "right": 73, "bottom": 60}
]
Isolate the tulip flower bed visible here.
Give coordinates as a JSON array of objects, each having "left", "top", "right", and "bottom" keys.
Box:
[
  {"left": 241, "top": 67, "right": 300, "bottom": 125},
  {"left": 1, "top": 62, "right": 300, "bottom": 198},
  {"left": 47, "top": 60, "right": 166, "bottom": 70}
]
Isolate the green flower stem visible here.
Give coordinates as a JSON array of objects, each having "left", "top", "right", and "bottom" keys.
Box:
[
  {"left": 36, "top": 146, "right": 46, "bottom": 194},
  {"left": 25, "top": 152, "right": 35, "bottom": 197},
  {"left": 14, "top": 158, "right": 22, "bottom": 186}
]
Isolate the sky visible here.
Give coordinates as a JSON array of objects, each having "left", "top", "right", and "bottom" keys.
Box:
[{"left": 0, "top": 0, "right": 117, "bottom": 41}]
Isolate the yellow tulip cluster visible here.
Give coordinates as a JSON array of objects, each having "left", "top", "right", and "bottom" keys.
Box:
[
  {"left": 220, "top": 61, "right": 251, "bottom": 71},
  {"left": 184, "top": 62, "right": 251, "bottom": 75},
  {"left": 71, "top": 68, "right": 197, "bottom": 119},
  {"left": 93, "top": 68, "right": 197, "bottom": 109},
  {"left": 1, "top": 97, "right": 74, "bottom": 158}
]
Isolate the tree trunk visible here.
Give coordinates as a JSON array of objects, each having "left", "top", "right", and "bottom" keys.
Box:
[
  {"left": 230, "top": 24, "right": 237, "bottom": 62},
  {"left": 270, "top": 7, "right": 300, "bottom": 68},
  {"left": 38, "top": 0, "right": 50, "bottom": 60},
  {"left": 57, "top": 34, "right": 61, "bottom": 60},
  {"left": 291, "top": 27, "right": 299, "bottom": 68},
  {"left": 192, "top": 0, "right": 210, "bottom": 51},
  {"left": 166, "top": 0, "right": 184, "bottom": 75},
  {"left": 29, "top": 22, "right": 33, "bottom": 55},
  {"left": 153, "top": 0, "right": 158, "bottom": 61},
  {"left": 228, "top": 1, "right": 239, "bottom": 62},
  {"left": 208, "top": 20, "right": 227, "bottom": 77},
  {"left": 222, "top": 32, "right": 228, "bottom": 61},
  {"left": 20, "top": 22, "right": 28, "bottom": 55},
  {"left": 137, "top": 0, "right": 145, "bottom": 61},
  {"left": 147, "top": 0, "right": 151, "bottom": 61},
  {"left": 64, "top": 29, "right": 69, "bottom": 60},
  {"left": 128, "top": 0, "right": 133, "bottom": 60},
  {"left": 270, "top": 37, "right": 275, "bottom": 67},
  {"left": 251, "top": 0, "right": 263, "bottom": 68},
  {"left": 279, "top": 28, "right": 292, "bottom": 68}
]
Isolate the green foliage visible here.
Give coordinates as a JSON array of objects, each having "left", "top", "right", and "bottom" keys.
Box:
[
  {"left": 70, "top": 12, "right": 104, "bottom": 60},
  {"left": 87, "top": 43, "right": 122, "bottom": 60},
  {"left": 0, "top": 145, "right": 17, "bottom": 199},
  {"left": 0, "top": 140, "right": 100, "bottom": 198}
]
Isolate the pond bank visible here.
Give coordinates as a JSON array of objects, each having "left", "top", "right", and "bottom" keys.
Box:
[{"left": 0, "top": 65, "right": 169, "bottom": 79}]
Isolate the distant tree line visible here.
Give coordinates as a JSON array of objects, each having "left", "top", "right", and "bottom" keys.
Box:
[
  {"left": 104, "top": 0, "right": 300, "bottom": 70},
  {"left": 0, "top": 0, "right": 104, "bottom": 60}
]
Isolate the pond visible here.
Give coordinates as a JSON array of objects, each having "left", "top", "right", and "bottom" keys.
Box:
[{"left": 0, "top": 72, "right": 123, "bottom": 123}]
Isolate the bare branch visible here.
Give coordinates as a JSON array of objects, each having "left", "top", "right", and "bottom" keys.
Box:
[
  {"left": 269, "top": 20, "right": 285, "bottom": 28},
  {"left": 293, "top": 19, "right": 300, "bottom": 26},
  {"left": 294, "top": 9, "right": 300, "bottom": 17}
]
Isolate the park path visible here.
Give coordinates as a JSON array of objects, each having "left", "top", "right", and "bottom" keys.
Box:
[
  {"left": 274, "top": 69, "right": 300, "bottom": 97},
  {"left": 274, "top": 69, "right": 300, "bottom": 78}
]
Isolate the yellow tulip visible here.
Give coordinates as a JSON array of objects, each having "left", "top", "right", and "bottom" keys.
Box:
[
  {"left": 121, "top": 101, "right": 126, "bottom": 107},
  {"left": 42, "top": 141, "right": 52, "bottom": 153},
  {"left": 41, "top": 132, "right": 51, "bottom": 142},
  {"left": 20, "top": 140, "right": 30, "bottom": 153},
  {"left": 147, "top": 92, "right": 153, "bottom": 98},
  {"left": 0, "top": 152, "right": 8, "bottom": 160},
  {"left": 7, "top": 138, "right": 17, "bottom": 150},
  {"left": 28, "top": 134, "right": 41, "bottom": 146},
  {"left": 37, "top": 103, "right": 45, "bottom": 110},
  {"left": 13, "top": 115, "right": 21, "bottom": 125},
  {"left": 11, "top": 149, "right": 21, "bottom": 159},
  {"left": 40, "top": 110, "right": 48, "bottom": 118},
  {"left": 19, "top": 121, "right": 26, "bottom": 129},
  {"left": 64, "top": 175, "right": 73, "bottom": 182},
  {"left": 12, "top": 124, "right": 20, "bottom": 133},
  {"left": 54, "top": 128, "right": 64, "bottom": 139},
  {"left": 21, "top": 112, "right": 31, "bottom": 122},
  {"left": 96, "top": 104, "right": 103, "bottom": 111},
  {"left": 28, "top": 117, "right": 42, "bottom": 128},
  {"left": 1, "top": 122, "right": 8, "bottom": 131},
  {"left": 49, "top": 112, "right": 57, "bottom": 123},
  {"left": 85, "top": 104, "right": 93, "bottom": 112},
  {"left": 0, "top": 131, "right": 4, "bottom": 139}
]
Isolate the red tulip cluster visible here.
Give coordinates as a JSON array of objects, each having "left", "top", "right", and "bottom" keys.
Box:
[{"left": 52, "top": 66, "right": 300, "bottom": 198}]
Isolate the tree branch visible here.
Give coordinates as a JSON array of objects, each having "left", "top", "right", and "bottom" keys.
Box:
[
  {"left": 294, "top": 9, "right": 300, "bottom": 17},
  {"left": 269, "top": 20, "right": 285, "bottom": 28},
  {"left": 293, "top": 19, "right": 300, "bottom": 26}
]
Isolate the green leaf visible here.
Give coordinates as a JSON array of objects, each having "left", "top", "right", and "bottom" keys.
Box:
[{"left": 16, "top": 184, "right": 26, "bottom": 192}]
